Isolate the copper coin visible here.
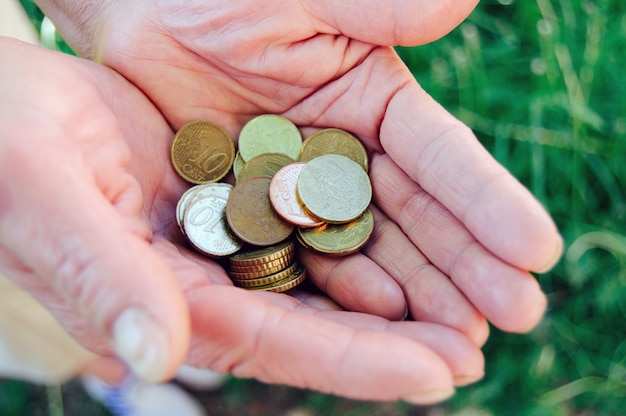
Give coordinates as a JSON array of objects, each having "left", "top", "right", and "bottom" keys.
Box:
[
  {"left": 269, "top": 163, "right": 325, "bottom": 228},
  {"left": 226, "top": 176, "right": 295, "bottom": 246},
  {"left": 171, "top": 120, "right": 235, "bottom": 184}
]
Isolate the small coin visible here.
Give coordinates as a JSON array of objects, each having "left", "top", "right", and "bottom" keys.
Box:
[
  {"left": 226, "top": 176, "right": 295, "bottom": 246},
  {"left": 171, "top": 120, "right": 236, "bottom": 184},
  {"left": 297, "top": 154, "right": 372, "bottom": 224},
  {"left": 297, "top": 209, "right": 374, "bottom": 256},
  {"left": 176, "top": 186, "right": 202, "bottom": 234},
  {"left": 229, "top": 240, "right": 294, "bottom": 266},
  {"left": 229, "top": 255, "right": 294, "bottom": 275},
  {"left": 177, "top": 183, "right": 234, "bottom": 232},
  {"left": 232, "top": 151, "right": 246, "bottom": 181},
  {"left": 231, "top": 263, "right": 298, "bottom": 286},
  {"left": 269, "top": 162, "right": 325, "bottom": 228},
  {"left": 237, "top": 153, "right": 295, "bottom": 183},
  {"left": 238, "top": 114, "right": 302, "bottom": 162},
  {"left": 250, "top": 267, "right": 307, "bottom": 293},
  {"left": 183, "top": 187, "right": 243, "bottom": 257},
  {"left": 298, "top": 128, "right": 369, "bottom": 172}
]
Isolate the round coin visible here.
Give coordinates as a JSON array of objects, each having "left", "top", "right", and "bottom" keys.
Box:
[
  {"left": 232, "top": 151, "right": 246, "bottom": 181},
  {"left": 171, "top": 120, "right": 235, "bottom": 184},
  {"left": 229, "top": 255, "right": 294, "bottom": 275},
  {"left": 251, "top": 267, "right": 307, "bottom": 293},
  {"left": 229, "top": 240, "right": 294, "bottom": 266},
  {"left": 237, "top": 153, "right": 295, "bottom": 183},
  {"left": 226, "top": 176, "right": 295, "bottom": 246},
  {"left": 183, "top": 187, "right": 243, "bottom": 257},
  {"left": 230, "top": 263, "right": 298, "bottom": 286},
  {"left": 297, "top": 209, "right": 374, "bottom": 256},
  {"left": 298, "top": 128, "right": 369, "bottom": 172},
  {"left": 297, "top": 154, "right": 372, "bottom": 224},
  {"left": 238, "top": 114, "right": 302, "bottom": 162},
  {"left": 269, "top": 163, "right": 325, "bottom": 228},
  {"left": 176, "top": 185, "right": 202, "bottom": 234}
]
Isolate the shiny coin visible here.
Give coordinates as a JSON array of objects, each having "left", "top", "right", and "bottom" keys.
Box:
[
  {"left": 183, "top": 187, "right": 243, "bottom": 257},
  {"left": 237, "top": 153, "right": 295, "bottom": 183},
  {"left": 231, "top": 263, "right": 299, "bottom": 287},
  {"left": 238, "top": 114, "right": 302, "bottom": 162},
  {"left": 171, "top": 120, "right": 235, "bottom": 184},
  {"left": 297, "top": 209, "right": 374, "bottom": 256},
  {"left": 177, "top": 183, "right": 234, "bottom": 234},
  {"left": 229, "top": 240, "right": 294, "bottom": 267},
  {"left": 298, "top": 128, "right": 369, "bottom": 172},
  {"left": 229, "top": 255, "right": 294, "bottom": 275},
  {"left": 297, "top": 154, "right": 372, "bottom": 224},
  {"left": 232, "top": 151, "right": 246, "bottom": 181},
  {"left": 251, "top": 267, "right": 307, "bottom": 293},
  {"left": 269, "top": 163, "right": 325, "bottom": 228},
  {"left": 226, "top": 176, "right": 295, "bottom": 246},
  {"left": 176, "top": 186, "right": 202, "bottom": 234}
]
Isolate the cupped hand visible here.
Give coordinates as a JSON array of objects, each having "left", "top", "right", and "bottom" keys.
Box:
[
  {"left": 57, "top": 0, "right": 563, "bottom": 336},
  {"left": 0, "top": 37, "right": 484, "bottom": 404}
]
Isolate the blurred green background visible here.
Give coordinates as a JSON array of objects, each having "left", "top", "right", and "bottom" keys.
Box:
[{"left": 2, "top": 0, "right": 625, "bottom": 415}]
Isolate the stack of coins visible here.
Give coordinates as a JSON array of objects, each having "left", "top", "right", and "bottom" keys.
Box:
[
  {"left": 171, "top": 114, "right": 374, "bottom": 293},
  {"left": 227, "top": 241, "right": 306, "bottom": 292}
]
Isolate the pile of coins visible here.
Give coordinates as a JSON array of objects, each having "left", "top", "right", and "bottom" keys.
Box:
[{"left": 171, "top": 115, "right": 374, "bottom": 293}]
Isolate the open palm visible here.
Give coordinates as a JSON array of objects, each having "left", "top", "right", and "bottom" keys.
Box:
[{"left": 4, "top": 0, "right": 562, "bottom": 403}]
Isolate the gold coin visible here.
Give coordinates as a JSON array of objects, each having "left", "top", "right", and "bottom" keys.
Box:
[
  {"left": 297, "top": 209, "right": 374, "bottom": 256},
  {"left": 231, "top": 263, "right": 298, "bottom": 286},
  {"left": 232, "top": 151, "right": 246, "bottom": 181},
  {"left": 228, "top": 256, "right": 293, "bottom": 279},
  {"left": 171, "top": 120, "right": 235, "bottom": 184},
  {"left": 226, "top": 176, "right": 295, "bottom": 246},
  {"left": 229, "top": 240, "right": 294, "bottom": 266},
  {"left": 183, "top": 186, "right": 243, "bottom": 257},
  {"left": 238, "top": 114, "right": 302, "bottom": 162},
  {"left": 237, "top": 153, "right": 295, "bottom": 183},
  {"left": 250, "top": 267, "right": 307, "bottom": 293},
  {"left": 298, "top": 128, "right": 369, "bottom": 172},
  {"left": 297, "top": 154, "right": 372, "bottom": 224},
  {"left": 269, "top": 162, "right": 326, "bottom": 228}
]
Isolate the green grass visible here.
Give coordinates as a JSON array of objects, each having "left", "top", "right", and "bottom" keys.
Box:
[{"left": 4, "top": 0, "right": 626, "bottom": 415}]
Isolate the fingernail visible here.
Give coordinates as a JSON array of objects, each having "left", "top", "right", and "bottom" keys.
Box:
[
  {"left": 454, "top": 373, "right": 484, "bottom": 386},
  {"left": 403, "top": 388, "right": 455, "bottom": 405},
  {"left": 112, "top": 308, "right": 170, "bottom": 383},
  {"left": 535, "top": 235, "right": 564, "bottom": 273}
]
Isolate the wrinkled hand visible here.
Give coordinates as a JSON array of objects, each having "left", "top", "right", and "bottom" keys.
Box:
[
  {"left": 76, "top": 0, "right": 562, "bottom": 333},
  {"left": 0, "top": 37, "right": 480, "bottom": 404},
  {"left": 5, "top": 0, "right": 562, "bottom": 403}
]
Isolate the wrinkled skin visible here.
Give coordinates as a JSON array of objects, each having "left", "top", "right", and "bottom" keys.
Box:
[{"left": 0, "top": 0, "right": 562, "bottom": 404}]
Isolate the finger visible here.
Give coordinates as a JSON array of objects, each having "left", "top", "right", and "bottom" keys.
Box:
[
  {"left": 377, "top": 79, "right": 563, "bottom": 273},
  {"left": 298, "top": 246, "right": 407, "bottom": 321},
  {"left": 0, "top": 138, "right": 189, "bottom": 383},
  {"left": 303, "top": 0, "right": 479, "bottom": 46},
  {"left": 187, "top": 285, "right": 459, "bottom": 404},
  {"left": 362, "top": 203, "right": 489, "bottom": 345},
  {"left": 300, "top": 309, "right": 485, "bottom": 387},
  {"left": 370, "top": 153, "right": 547, "bottom": 333}
]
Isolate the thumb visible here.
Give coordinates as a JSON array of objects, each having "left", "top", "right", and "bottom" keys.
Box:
[
  {"left": 0, "top": 150, "right": 189, "bottom": 383},
  {"left": 305, "top": 0, "right": 479, "bottom": 46}
]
